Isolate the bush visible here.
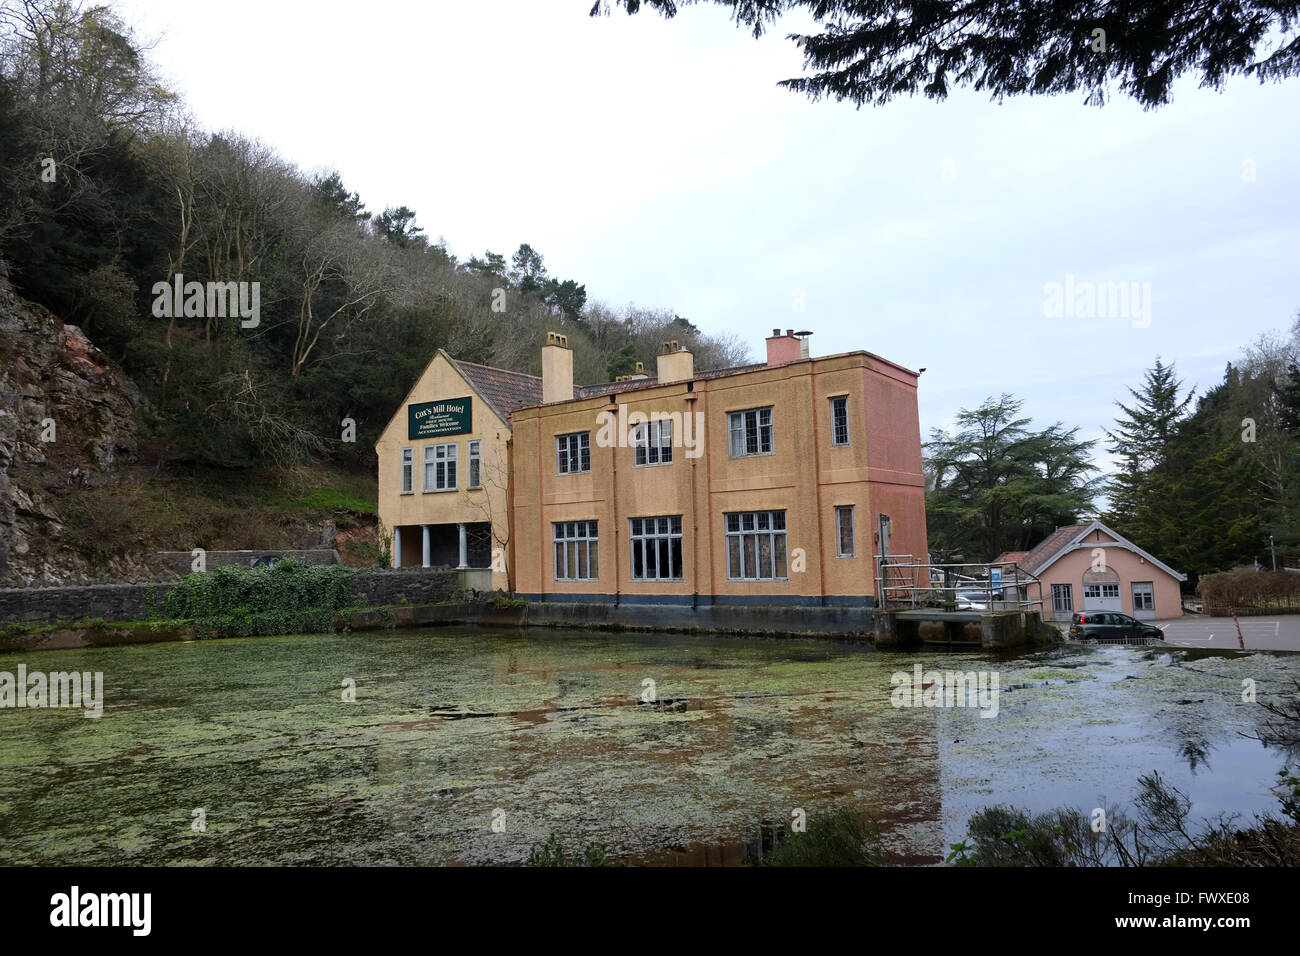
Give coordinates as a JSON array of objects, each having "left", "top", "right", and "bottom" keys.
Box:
[
  {"left": 163, "top": 559, "right": 356, "bottom": 620},
  {"left": 1198, "top": 570, "right": 1300, "bottom": 611},
  {"left": 762, "top": 808, "right": 886, "bottom": 867},
  {"left": 524, "top": 833, "right": 608, "bottom": 867},
  {"left": 947, "top": 771, "right": 1300, "bottom": 867}
]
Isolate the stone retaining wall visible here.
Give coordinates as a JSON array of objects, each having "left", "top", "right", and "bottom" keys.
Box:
[
  {"left": 0, "top": 568, "right": 461, "bottom": 626},
  {"left": 150, "top": 549, "right": 340, "bottom": 576}
]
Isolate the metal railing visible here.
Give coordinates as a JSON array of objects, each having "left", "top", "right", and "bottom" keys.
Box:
[{"left": 874, "top": 555, "right": 1044, "bottom": 615}]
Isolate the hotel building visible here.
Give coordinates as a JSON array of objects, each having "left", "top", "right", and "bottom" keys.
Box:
[{"left": 376, "top": 329, "right": 928, "bottom": 608}]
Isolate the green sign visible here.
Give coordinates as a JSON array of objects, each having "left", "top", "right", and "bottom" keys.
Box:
[{"left": 408, "top": 397, "right": 472, "bottom": 440}]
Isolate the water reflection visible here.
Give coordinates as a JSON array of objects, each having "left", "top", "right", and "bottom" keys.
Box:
[{"left": 0, "top": 630, "right": 1294, "bottom": 866}]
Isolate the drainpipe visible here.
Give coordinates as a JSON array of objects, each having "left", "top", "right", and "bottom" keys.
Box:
[
  {"left": 505, "top": 435, "right": 515, "bottom": 594},
  {"left": 609, "top": 398, "right": 620, "bottom": 607},
  {"left": 537, "top": 412, "right": 545, "bottom": 602},
  {"left": 686, "top": 389, "right": 699, "bottom": 609},
  {"left": 808, "top": 367, "right": 827, "bottom": 605}
]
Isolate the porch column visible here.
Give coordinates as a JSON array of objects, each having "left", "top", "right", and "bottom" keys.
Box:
[
  {"left": 457, "top": 522, "right": 468, "bottom": 569},
  {"left": 393, "top": 527, "right": 402, "bottom": 569},
  {"left": 422, "top": 525, "right": 431, "bottom": 568}
]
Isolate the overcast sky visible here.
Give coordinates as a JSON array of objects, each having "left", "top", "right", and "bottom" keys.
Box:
[{"left": 117, "top": 0, "right": 1300, "bottom": 475}]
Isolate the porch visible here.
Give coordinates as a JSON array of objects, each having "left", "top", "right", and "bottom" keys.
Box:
[{"left": 392, "top": 522, "right": 492, "bottom": 585}]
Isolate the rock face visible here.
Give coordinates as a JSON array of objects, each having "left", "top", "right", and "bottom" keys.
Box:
[{"left": 0, "top": 261, "right": 141, "bottom": 584}]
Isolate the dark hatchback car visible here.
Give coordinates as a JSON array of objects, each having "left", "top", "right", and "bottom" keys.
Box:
[{"left": 1069, "top": 611, "right": 1163, "bottom": 643}]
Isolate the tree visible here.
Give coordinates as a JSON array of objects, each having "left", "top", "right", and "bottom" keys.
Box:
[
  {"left": 1280, "top": 361, "right": 1300, "bottom": 434},
  {"left": 605, "top": 341, "right": 639, "bottom": 380},
  {"left": 510, "top": 242, "right": 548, "bottom": 293},
  {"left": 1104, "top": 358, "right": 1194, "bottom": 526},
  {"left": 465, "top": 250, "right": 507, "bottom": 280},
  {"left": 592, "top": 0, "right": 1300, "bottom": 109},
  {"left": 925, "top": 394, "right": 1098, "bottom": 561},
  {"left": 543, "top": 277, "right": 587, "bottom": 321},
  {"left": 1150, "top": 375, "right": 1264, "bottom": 577},
  {"left": 374, "top": 205, "right": 425, "bottom": 249},
  {"left": 312, "top": 171, "right": 369, "bottom": 223}
]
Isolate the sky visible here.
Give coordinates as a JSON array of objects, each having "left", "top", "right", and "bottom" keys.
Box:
[{"left": 116, "top": 0, "right": 1300, "bottom": 476}]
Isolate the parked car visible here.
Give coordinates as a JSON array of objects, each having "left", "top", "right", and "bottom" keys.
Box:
[
  {"left": 1069, "top": 611, "right": 1163, "bottom": 643},
  {"left": 955, "top": 591, "right": 990, "bottom": 610},
  {"left": 250, "top": 555, "right": 284, "bottom": 568}
]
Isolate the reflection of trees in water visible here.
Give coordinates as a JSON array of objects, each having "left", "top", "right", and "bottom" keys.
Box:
[
  {"left": 1178, "top": 737, "right": 1211, "bottom": 772},
  {"left": 1252, "top": 678, "right": 1300, "bottom": 757}
]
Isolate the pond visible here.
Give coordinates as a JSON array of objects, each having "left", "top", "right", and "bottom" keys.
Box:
[{"left": 0, "top": 627, "right": 1296, "bottom": 865}]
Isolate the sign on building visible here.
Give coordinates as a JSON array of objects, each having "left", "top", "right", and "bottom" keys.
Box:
[{"left": 408, "top": 397, "right": 472, "bottom": 439}]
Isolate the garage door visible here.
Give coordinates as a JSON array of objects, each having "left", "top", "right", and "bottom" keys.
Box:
[{"left": 1083, "top": 582, "right": 1121, "bottom": 612}]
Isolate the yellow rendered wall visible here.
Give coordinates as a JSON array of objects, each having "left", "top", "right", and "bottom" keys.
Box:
[
  {"left": 374, "top": 351, "right": 511, "bottom": 590},
  {"left": 510, "top": 351, "right": 928, "bottom": 604}
]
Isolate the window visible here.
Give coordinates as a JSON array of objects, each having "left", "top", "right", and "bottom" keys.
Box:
[
  {"left": 630, "top": 516, "right": 683, "bottom": 580},
  {"left": 554, "top": 521, "right": 598, "bottom": 580},
  {"left": 725, "top": 510, "right": 787, "bottom": 580},
  {"left": 1132, "top": 582, "right": 1154, "bottom": 611},
  {"left": 425, "top": 443, "right": 457, "bottom": 491},
  {"left": 830, "top": 396, "right": 850, "bottom": 446},
  {"left": 1102, "top": 583, "right": 1120, "bottom": 599},
  {"left": 468, "top": 440, "right": 482, "bottom": 489},
  {"left": 728, "top": 407, "right": 773, "bottom": 457},
  {"left": 1083, "top": 584, "right": 1101, "bottom": 600},
  {"left": 400, "top": 447, "right": 413, "bottom": 493},
  {"left": 557, "top": 432, "right": 590, "bottom": 475},
  {"left": 632, "top": 418, "right": 673, "bottom": 466},
  {"left": 835, "top": 505, "right": 855, "bottom": 557},
  {"left": 1052, "top": 584, "right": 1073, "bottom": 613}
]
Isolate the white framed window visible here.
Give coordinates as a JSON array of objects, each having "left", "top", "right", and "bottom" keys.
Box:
[
  {"left": 1132, "top": 582, "right": 1154, "bottom": 611},
  {"left": 1083, "top": 584, "right": 1101, "bottom": 600},
  {"left": 468, "top": 440, "right": 482, "bottom": 489},
  {"left": 830, "top": 395, "right": 850, "bottom": 446},
  {"left": 728, "top": 407, "right": 773, "bottom": 457},
  {"left": 425, "top": 443, "right": 457, "bottom": 491},
  {"left": 725, "top": 510, "right": 787, "bottom": 580},
  {"left": 400, "top": 447, "right": 413, "bottom": 494},
  {"left": 557, "top": 432, "right": 590, "bottom": 474},
  {"left": 1102, "top": 583, "right": 1120, "bottom": 599},
  {"left": 632, "top": 419, "right": 673, "bottom": 466},
  {"left": 1052, "top": 584, "right": 1073, "bottom": 612},
  {"left": 553, "top": 521, "right": 599, "bottom": 581},
  {"left": 835, "top": 505, "right": 855, "bottom": 557},
  {"left": 631, "top": 516, "right": 683, "bottom": 581}
]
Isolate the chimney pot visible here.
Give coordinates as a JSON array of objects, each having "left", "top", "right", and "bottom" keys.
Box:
[
  {"left": 656, "top": 344, "right": 694, "bottom": 383},
  {"left": 542, "top": 330, "right": 574, "bottom": 403},
  {"left": 765, "top": 329, "right": 801, "bottom": 366}
]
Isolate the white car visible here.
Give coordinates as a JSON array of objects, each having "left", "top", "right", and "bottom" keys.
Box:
[{"left": 955, "top": 591, "right": 989, "bottom": 611}]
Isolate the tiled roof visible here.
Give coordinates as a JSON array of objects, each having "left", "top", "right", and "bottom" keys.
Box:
[
  {"left": 449, "top": 355, "right": 771, "bottom": 419},
  {"left": 1020, "top": 524, "right": 1090, "bottom": 575},
  {"left": 450, "top": 358, "right": 542, "bottom": 428},
  {"left": 992, "top": 551, "right": 1029, "bottom": 567},
  {"left": 1019, "top": 520, "right": 1186, "bottom": 582}
]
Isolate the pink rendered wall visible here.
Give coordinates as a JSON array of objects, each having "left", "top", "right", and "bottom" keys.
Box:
[
  {"left": 861, "top": 361, "right": 928, "bottom": 567},
  {"left": 766, "top": 334, "right": 801, "bottom": 365},
  {"left": 1037, "top": 529, "right": 1183, "bottom": 619}
]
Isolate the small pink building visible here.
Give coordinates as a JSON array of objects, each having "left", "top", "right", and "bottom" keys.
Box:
[{"left": 996, "top": 520, "right": 1185, "bottom": 621}]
